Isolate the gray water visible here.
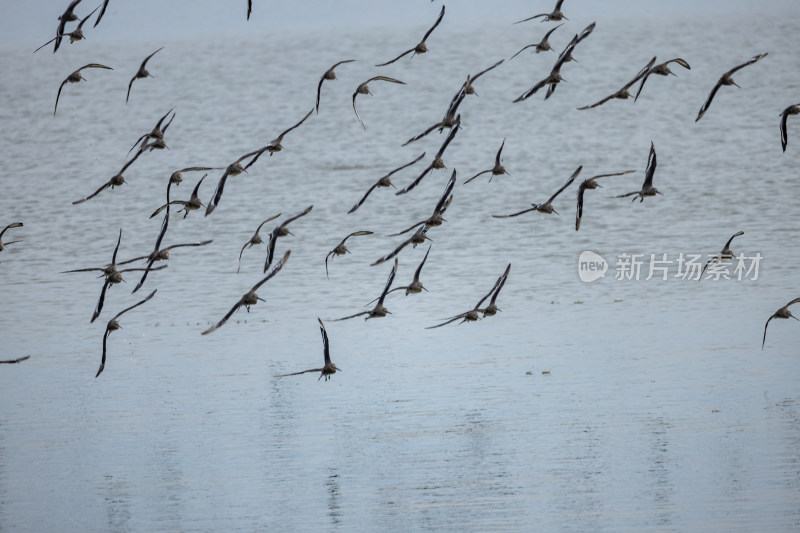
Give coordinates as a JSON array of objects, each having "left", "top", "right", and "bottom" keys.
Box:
[{"left": 1, "top": 3, "right": 800, "bottom": 532}]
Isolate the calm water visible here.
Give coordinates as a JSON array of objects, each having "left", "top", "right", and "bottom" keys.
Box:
[{"left": 1, "top": 4, "right": 799, "bottom": 532}]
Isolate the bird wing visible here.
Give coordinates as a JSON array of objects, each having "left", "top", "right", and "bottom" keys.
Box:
[
  {"left": 375, "top": 48, "right": 415, "bottom": 67},
  {"left": 464, "top": 170, "right": 492, "bottom": 184},
  {"left": 489, "top": 264, "right": 511, "bottom": 306},
  {"left": 492, "top": 207, "right": 538, "bottom": 218},
  {"left": 0, "top": 222, "right": 23, "bottom": 240},
  {"left": 435, "top": 116, "right": 460, "bottom": 158},
  {"left": 433, "top": 170, "right": 457, "bottom": 214},
  {"left": 0, "top": 355, "right": 30, "bottom": 364},
  {"left": 724, "top": 231, "right": 745, "bottom": 250},
  {"left": 470, "top": 59, "right": 504, "bottom": 82},
  {"left": 352, "top": 91, "right": 366, "bottom": 130},
  {"left": 403, "top": 122, "right": 444, "bottom": 146},
  {"left": 377, "top": 259, "right": 398, "bottom": 305},
  {"left": 163, "top": 240, "right": 213, "bottom": 252},
  {"left": 282, "top": 204, "right": 314, "bottom": 226},
  {"left": 388, "top": 220, "right": 425, "bottom": 237},
  {"left": 94, "top": 0, "right": 110, "bottom": 26},
  {"left": 72, "top": 180, "right": 112, "bottom": 204},
  {"left": 367, "top": 76, "right": 407, "bottom": 85},
  {"left": 349, "top": 182, "right": 380, "bottom": 213},
  {"left": 202, "top": 299, "right": 244, "bottom": 335},
  {"left": 514, "top": 13, "right": 547, "bottom": 24},
  {"left": 111, "top": 289, "right": 156, "bottom": 322},
  {"left": 642, "top": 142, "right": 657, "bottom": 188},
  {"left": 510, "top": 44, "right": 537, "bottom": 60},
  {"left": 315, "top": 76, "right": 326, "bottom": 113},
  {"left": 414, "top": 245, "right": 431, "bottom": 281},
  {"left": 724, "top": 53, "right": 768, "bottom": 78},
  {"left": 547, "top": 166, "right": 581, "bottom": 204},
  {"left": 339, "top": 230, "right": 373, "bottom": 247},
  {"left": 762, "top": 315, "right": 776, "bottom": 349},
  {"left": 254, "top": 250, "right": 290, "bottom": 292},
  {"left": 330, "top": 311, "right": 370, "bottom": 321},
  {"left": 275, "top": 108, "right": 313, "bottom": 143},
  {"left": 126, "top": 75, "right": 136, "bottom": 103},
  {"left": 54, "top": 78, "right": 71, "bottom": 116},
  {"left": 577, "top": 92, "right": 620, "bottom": 110},
  {"left": 96, "top": 329, "right": 111, "bottom": 377},
  {"left": 781, "top": 107, "right": 791, "bottom": 152},
  {"left": 247, "top": 0, "right": 252, "bottom": 19},
  {"left": 422, "top": 5, "right": 445, "bottom": 42},
  {"left": 204, "top": 170, "right": 232, "bottom": 216},
  {"left": 543, "top": 22, "right": 564, "bottom": 41},
  {"left": 395, "top": 163, "right": 434, "bottom": 195},
  {"left": 371, "top": 237, "right": 413, "bottom": 266},
  {"left": 426, "top": 313, "right": 469, "bottom": 329},
  {"left": 140, "top": 47, "right": 164, "bottom": 70},
  {"left": 277, "top": 368, "right": 325, "bottom": 377},
  {"left": 695, "top": 80, "right": 723, "bottom": 122},
  {"left": 318, "top": 317, "right": 331, "bottom": 365},
  {"left": 91, "top": 279, "right": 111, "bottom": 323},
  {"left": 575, "top": 22, "right": 596, "bottom": 44},
  {"left": 263, "top": 229, "right": 278, "bottom": 273},
  {"left": 513, "top": 78, "right": 548, "bottom": 102},
  {"left": 575, "top": 183, "right": 587, "bottom": 231},
  {"left": 495, "top": 138, "right": 506, "bottom": 165}
]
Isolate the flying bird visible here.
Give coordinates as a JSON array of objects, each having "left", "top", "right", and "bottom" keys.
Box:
[
  {"left": 95, "top": 289, "right": 156, "bottom": 377},
  {"left": 126, "top": 47, "right": 164, "bottom": 103},
  {"left": 699, "top": 231, "right": 744, "bottom": 279},
  {"left": 375, "top": 5, "right": 445, "bottom": 66},
  {"left": 332, "top": 259, "right": 397, "bottom": 321},
  {"left": 544, "top": 22, "right": 596, "bottom": 100},
  {"left": 352, "top": 76, "right": 406, "bottom": 130},
  {"left": 762, "top": 298, "right": 800, "bottom": 349},
  {"left": 0, "top": 355, "right": 31, "bottom": 364},
  {"left": 396, "top": 116, "right": 460, "bottom": 195},
  {"left": 54, "top": 0, "right": 83, "bottom": 52},
  {"left": 779, "top": 103, "right": 800, "bottom": 152},
  {"left": 695, "top": 53, "right": 768, "bottom": 122},
  {"left": 613, "top": 142, "right": 661, "bottom": 202},
  {"left": 72, "top": 149, "right": 141, "bottom": 204},
  {"left": 371, "top": 226, "right": 429, "bottom": 266},
  {"left": 205, "top": 149, "right": 263, "bottom": 216},
  {"left": 514, "top": 0, "right": 567, "bottom": 23},
  {"left": 371, "top": 245, "right": 432, "bottom": 300},
  {"left": 149, "top": 172, "right": 212, "bottom": 219},
  {"left": 236, "top": 214, "right": 282, "bottom": 273},
  {"left": 34, "top": 5, "right": 98, "bottom": 53},
  {"left": 127, "top": 108, "right": 175, "bottom": 155},
  {"left": 316, "top": 59, "right": 356, "bottom": 113},
  {"left": 277, "top": 319, "right": 340, "bottom": 381},
  {"left": 574, "top": 170, "right": 635, "bottom": 230},
  {"left": 54, "top": 63, "right": 113, "bottom": 116},
  {"left": 464, "top": 139, "right": 509, "bottom": 184},
  {"left": 202, "top": 251, "right": 290, "bottom": 335},
  {"left": 391, "top": 169, "right": 455, "bottom": 235},
  {"left": 427, "top": 264, "right": 510, "bottom": 328},
  {"left": 509, "top": 23, "right": 564, "bottom": 59},
  {"left": 348, "top": 153, "right": 426, "bottom": 213},
  {"left": 263, "top": 205, "right": 313, "bottom": 272},
  {"left": 325, "top": 231, "right": 374, "bottom": 279},
  {"left": 494, "top": 166, "right": 581, "bottom": 217},
  {"left": 577, "top": 56, "right": 657, "bottom": 110},
  {"left": 0, "top": 222, "right": 23, "bottom": 252},
  {"left": 633, "top": 58, "right": 691, "bottom": 102},
  {"left": 480, "top": 263, "right": 511, "bottom": 317}
]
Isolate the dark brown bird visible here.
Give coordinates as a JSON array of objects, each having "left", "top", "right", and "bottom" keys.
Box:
[
  {"left": 494, "top": 166, "right": 581, "bottom": 217},
  {"left": 514, "top": 0, "right": 567, "bottom": 23},
  {"left": 35, "top": 5, "right": 98, "bottom": 53},
  {"left": 613, "top": 142, "right": 661, "bottom": 202},
  {"left": 763, "top": 298, "right": 800, "bottom": 349},
  {"left": 277, "top": 318, "right": 340, "bottom": 381},
  {"left": 54, "top": 0, "right": 83, "bottom": 52},
  {"left": 780, "top": 104, "right": 800, "bottom": 152},
  {"left": 126, "top": 47, "right": 164, "bottom": 103},
  {"left": 333, "top": 259, "right": 397, "bottom": 321},
  {"left": 481, "top": 263, "right": 511, "bottom": 317},
  {"left": 699, "top": 231, "right": 744, "bottom": 279},
  {"left": 202, "top": 251, "right": 290, "bottom": 335},
  {"left": 695, "top": 53, "right": 768, "bottom": 122},
  {"left": 633, "top": 58, "right": 691, "bottom": 102},
  {"left": 375, "top": 5, "right": 445, "bottom": 67},
  {"left": 325, "top": 231, "right": 374, "bottom": 279},
  {"left": 72, "top": 149, "right": 141, "bottom": 204},
  {"left": 352, "top": 76, "right": 406, "bottom": 130},
  {"left": 264, "top": 205, "right": 313, "bottom": 272},
  {"left": 510, "top": 23, "right": 564, "bottom": 59},
  {"left": 236, "top": 214, "right": 282, "bottom": 273},
  {"left": 396, "top": 116, "right": 460, "bottom": 195},
  {"left": 54, "top": 63, "right": 113, "bottom": 116},
  {"left": 127, "top": 108, "right": 175, "bottom": 156},
  {"left": 150, "top": 173, "right": 211, "bottom": 219},
  {"left": 513, "top": 36, "right": 578, "bottom": 103},
  {"left": 427, "top": 264, "right": 509, "bottom": 328},
  {"left": 390, "top": 169, "right": 455, "bottom": 235},
  {"left": 348, "top": 153, "right": 426, "bottom": 213},
  {"left": 577, "top": 56, "right": 657, "bottom": 110},
  {"left": 96, "top": 289, "right": 156, "bottom": 377},
  {"left": 464, "top": 139, "right": 509, "bottom": 184},
  {"left": 373, "top": 245, "right": 432, "bottom": 299},
  {"left": 316, "top": 59, "right": 356, "bottom": 113},
  {"left": 544, "top": 22, "right": 596, "bottom": 100},
  {"left": 205, "top": 149, "right": 263, "bottom": 216},
  {"left": 575, "top": 169, "right": 635, "bottom": 230},
  {"left": 0, "top": 222, "right": 23, "bottom": 252}
]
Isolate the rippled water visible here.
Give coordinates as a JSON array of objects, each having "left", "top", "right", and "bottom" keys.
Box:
[{"left": 1, "top": 3, "right": 799, "bottom": 532}]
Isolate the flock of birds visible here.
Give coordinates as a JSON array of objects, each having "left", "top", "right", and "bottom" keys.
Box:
[{"left": 1, "top": 0, "right": 798, "bottom": 376}]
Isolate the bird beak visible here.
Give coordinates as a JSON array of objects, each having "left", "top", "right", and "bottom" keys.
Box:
[
  {"left": 257, "top": 297, "right": 267, "bottom": 303},
  {"left": 552, "top": 208, "right": 560, "bottom": 215},
  {"left": 596, "top": 184, "right": 603, "bottom": 188},
  {"left": 732, "top": 81, "right": 741, "bottom": 89}
]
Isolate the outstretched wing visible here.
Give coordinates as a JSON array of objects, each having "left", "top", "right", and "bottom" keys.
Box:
[
  {"left": 642, "top": 142, "right": 656, "bottom": 188},
  {"left": 377, "top": 259, "right": 398, "bottom": 305},
  {"left": 375, "top": 48, "right": 415, "bottom": 67},
  {"left": 422, "top": 5, "right": 445, "bottom": 42},
  {"left": 201, "top": 298, "right": 244, "bottom": 335},
  {"left": 492, "top": 207, "right": 538, "bottom": 218},
  {"left": 546, "top": 166, "right": 581, "bottom": 204},
  {"left": 110, "top": 289, "right": 157, "bottom": 322},
  {"left": 318, "top": 317, "right": 331, "bottom": 365}
]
